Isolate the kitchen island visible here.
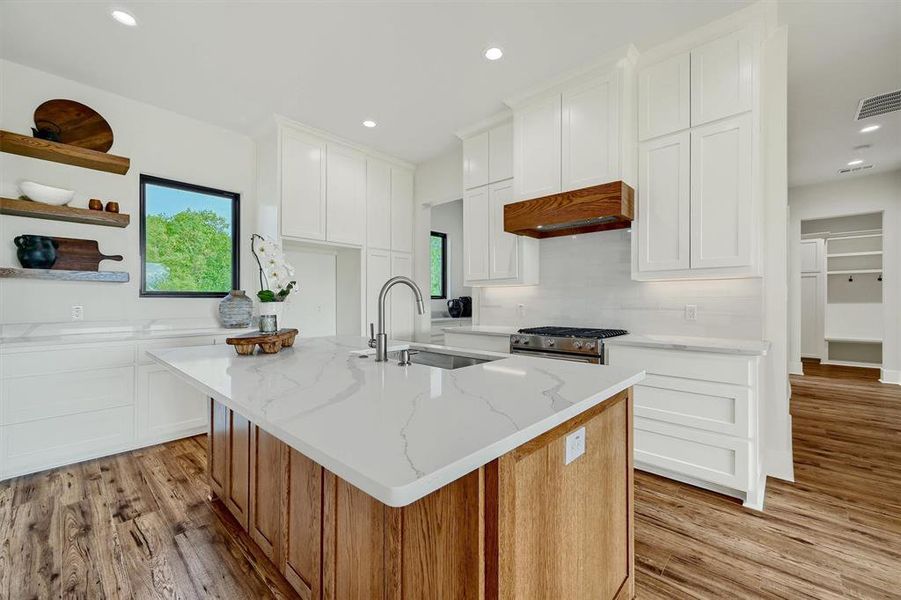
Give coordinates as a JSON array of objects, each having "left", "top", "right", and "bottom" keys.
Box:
[{"left": 149, "top": 336, "right": 644, "bottom": 600}]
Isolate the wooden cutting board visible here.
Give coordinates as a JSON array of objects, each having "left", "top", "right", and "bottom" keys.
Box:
[
  {"left": 50, "top": 237, "right": 123, "bottom": 271},
  {"left": 33, "top": 99, "right": 114, "bottom": 152}
]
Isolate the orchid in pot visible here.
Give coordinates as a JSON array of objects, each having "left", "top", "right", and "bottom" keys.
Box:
[{"left": 251, "top": 234, "right": 297, "bottom": 331}]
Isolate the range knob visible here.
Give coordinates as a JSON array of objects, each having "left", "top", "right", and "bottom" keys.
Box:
[
  {"left": 520, "top": 337, "right": 530, "bottom": 345},
  {"left": 572, "top": 340, "right": 583, "bottom": 349},
  {"left": 512, "top": 336, "right": 521, "bottom": 344},
  {"left": 585, "top": 341, "right": 595, "bottom": 350},
  {"left": 547, "top": 339, "right": 556, "bottom": 347}
]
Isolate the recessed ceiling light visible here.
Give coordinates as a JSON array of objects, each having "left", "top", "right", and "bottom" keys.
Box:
[
  {"left": 847, "top": 159, "right": 864, "bottom": 166},
  {"left": 111, "top": 9, "right": 137, "bottom": 26},
  {"left": 362, "top": 120, "right": 377, "bottom": 128},
  {"left": 484, "top": 47, "right": 504, "bottom": 61},
  {"left": 860, "top": 124, "right": 880, "bottom": 133}
]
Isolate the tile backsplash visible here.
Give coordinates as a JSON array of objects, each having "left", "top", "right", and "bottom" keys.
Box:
[{"left": 478, "top": 230, "right": 763, "bottom": 340}]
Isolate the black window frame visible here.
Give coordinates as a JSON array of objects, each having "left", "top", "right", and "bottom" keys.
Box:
[
  {"left": 139, "top": 174, "right": 240, "bottom": 298},
  {"left": 430, "top": 230, "right": 448, "bottom": 300}
]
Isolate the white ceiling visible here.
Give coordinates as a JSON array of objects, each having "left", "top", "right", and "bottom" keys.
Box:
[
  {"left": 0, "top": 1, "right": 898, "bottom": 187},
  {"left": 780, "top": 1, "right": 901, "bottom": 187}
]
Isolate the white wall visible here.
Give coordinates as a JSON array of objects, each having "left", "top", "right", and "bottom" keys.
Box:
[
  {"left": 0, "top": 60, "right": 257, "bottom": 325},
  {"left": 429, "top": 199, "right": 470, "bottom": 315},
  {"left": 789, "top": 169, "right": 901, "bottom": 384}
]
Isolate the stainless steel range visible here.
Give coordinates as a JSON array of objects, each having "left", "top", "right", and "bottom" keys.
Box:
[{"left": 509, "top": 326, "right": 629, "bottom": 364}]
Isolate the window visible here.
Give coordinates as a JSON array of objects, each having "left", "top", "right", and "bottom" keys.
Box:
[
  {"left": 430, "top": 231, "right": 447, "bottom": 299},
  {"left": 140, "top": 174, "right": 240, "bottom": 297}
]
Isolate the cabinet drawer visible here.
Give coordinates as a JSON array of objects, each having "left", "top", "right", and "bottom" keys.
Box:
[
  {"left": 1, "top": 405, "right": 135, "bottom": 479},
  {"left": 1, "top": 366, "right": 135, "bottom": 425},
  {"left": 608, "top": 345, "right": 751, "bottom": 386},
  {"left": 137, "top": 364, "right": 206, "bottom": 443},
  {"left": 137, "top": 336, "right": 215, "bottom": 364},
  {"left": 634, "top": 417, "right": 750, "bottom": 491},
  {"left": 634, "top": 375, "right": 751, "bottom": 437},
  {"left": 0, "top": 345, "right": 134, "bottom": 378}
]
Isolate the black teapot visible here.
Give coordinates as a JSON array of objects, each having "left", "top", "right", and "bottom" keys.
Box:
[
  {"left": 15, "top": 235, "right": 58, "bottom": 269},
  {"left": 447, "top": 298, "right": 464, "bottom": 318}
]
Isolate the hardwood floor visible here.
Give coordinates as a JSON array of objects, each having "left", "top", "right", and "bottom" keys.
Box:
[{"left": 0, "top": 363, "right": 898, "bottom": 599}]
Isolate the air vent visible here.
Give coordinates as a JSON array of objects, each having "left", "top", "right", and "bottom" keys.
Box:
[
  {"left": 838, "top": 164, "right": 874, "bottom": 174},
  {"left": 856, "top": 89, "right": 901, "bottom": 120}
]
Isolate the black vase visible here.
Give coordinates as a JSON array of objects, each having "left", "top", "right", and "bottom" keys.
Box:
[
  {"left": 447, "top": 298, "right": 464, "bottom": 318},
  {"left": 15, "top": 235, "right": 58, "bottom": 269}
]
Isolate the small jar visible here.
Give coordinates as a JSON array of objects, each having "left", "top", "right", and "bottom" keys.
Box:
[{"left": 260, "top": 314, "right": 278, "bottom": 333}]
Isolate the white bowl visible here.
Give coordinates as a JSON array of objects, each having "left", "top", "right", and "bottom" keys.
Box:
[{"left": 19, "top": 181, "right": 75, "bottom": 206}]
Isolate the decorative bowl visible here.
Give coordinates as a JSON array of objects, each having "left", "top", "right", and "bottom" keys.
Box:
[{"left": 19, "top": 181, "right": 75, "bottom": 206}]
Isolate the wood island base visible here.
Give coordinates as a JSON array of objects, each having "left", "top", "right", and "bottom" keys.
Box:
[{"left": 208, "top": 389, "right": 634, "bottom": 600}]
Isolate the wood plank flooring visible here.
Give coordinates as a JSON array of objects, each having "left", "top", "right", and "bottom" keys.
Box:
[{"left": 0, "top": 361, "right": 898, "bottom": 599}]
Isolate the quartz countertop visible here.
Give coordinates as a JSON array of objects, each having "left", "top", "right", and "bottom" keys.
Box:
[
  {"left": 149, "top": 335, "right": 644, "bottom": 507},
  {"left": 441, "top": 325, "right": 518, "bottom": 337},
  {"left": 605, "top": 334, "right": 770, "bottom": 356},
  {"left": 0, "top": 322, "right": 254, "bottom": 350}
]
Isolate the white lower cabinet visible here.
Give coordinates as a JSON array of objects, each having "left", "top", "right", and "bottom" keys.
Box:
[
  {"left": 606, "top": 344, "right": 763, "bottom": 509},
  {"left": 0, "top": 334, "right": 224, "bottom": 481}
]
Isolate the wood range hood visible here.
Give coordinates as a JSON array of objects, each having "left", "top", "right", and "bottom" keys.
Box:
[{"left": 504, "top": 180, "right": 634, "bottom": 239}]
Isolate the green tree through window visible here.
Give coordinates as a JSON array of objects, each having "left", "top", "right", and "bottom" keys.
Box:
[
  {"left": 140, "top": 175, "right": 239, "bottom": 297},
  {"left": 430, "top": 231, "right": 447, "bottom": 299}
]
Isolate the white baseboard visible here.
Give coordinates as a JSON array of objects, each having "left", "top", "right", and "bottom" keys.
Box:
[
  {"left": 765, "top": 445, "right": 795, "bottom": 483},
  {"left": 635, "top": 461, "right": 751, "bottom": 506},
  {"left": 789, "top": 361, "right": 804, "bottom": 376},
  {"left": 822, "top": 359, "right": 881, "bottom": 368},
  {"left": 880, "top": 368, "right": 901, "bottom": 385}
]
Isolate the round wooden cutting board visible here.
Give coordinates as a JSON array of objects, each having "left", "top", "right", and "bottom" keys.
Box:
[{"left": 33, "top": 99, "right": 114, "bottom": 152}]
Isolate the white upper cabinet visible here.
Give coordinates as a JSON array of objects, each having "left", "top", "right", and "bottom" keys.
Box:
[
  {"left": 366, "top": 158, "right": 392, "bottom": 250},
  {"left": 514, "top": 95, "right": 562, "bottom": 201},
  {"left": 637, "top": 131, "right": 690, "bottom": 272},
  {"left": 690, "top": 28, "right": 754, "bottom": 127},
  {"left": 690, "top": 114, "right": 752, "bottom": 270},
  {"left": 463, "top": 186, "right": 490, "bottom": 282},
  {"left": 562, "top": 73, "right": 620, "bottom": 192},
  {"left": 389, "top": 252, "right": 415, "bottom": 341},
  {"left": 638, "top": 53, "right": 690, "bottom": 140},
  {"left": 488, "top": 179, "right": 518, "bottom": 280},
  {"left": 326, "top": 143, "right": 366, "bottom": 246},
  {"left": 488, "top": 122, "right": 513, "bottom": 183},
  {"left": 281, "top": 129, "right": 326, "bottom": 240},
  {"left": 463, "top": 131, "right": 490, "bottom": 190},
  {"left": 366, "top": 248, "right": 391, "bottom": 333},
  {"left": 390, "top": 167, "right": 414, "bottom": 253}
]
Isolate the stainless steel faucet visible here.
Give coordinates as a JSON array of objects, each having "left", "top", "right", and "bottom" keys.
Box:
[{"left": 370, "top": 276, "right": 426, "bottom": 362}]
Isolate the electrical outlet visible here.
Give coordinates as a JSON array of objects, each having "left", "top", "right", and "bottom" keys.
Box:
[
  {"left": 565, "top": 427, "right": 586, "bottom": 465},
  {"left": 71, "top": 305, "right": 84, "bottom": 321},
  {"left": 685, "top": 304, "right": 698, "bottom": 321},
  {"left": 517, "top": 304, "right": 526, "bottom": 318}
]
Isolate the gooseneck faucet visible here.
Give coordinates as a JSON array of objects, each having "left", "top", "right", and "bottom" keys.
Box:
[{"left": 370, "top": 276, "right": 426, "bottom": 362}]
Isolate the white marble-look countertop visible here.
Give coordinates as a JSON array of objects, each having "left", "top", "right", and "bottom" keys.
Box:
[
  {"left": 442, "top": 325, "right": 518, "bottom": 337},
  {"left": 605, "top": 334, "right": 770, "bottom": 356},
  {"left": 149, "top": 335, "right": 644, "bottom": 507}
]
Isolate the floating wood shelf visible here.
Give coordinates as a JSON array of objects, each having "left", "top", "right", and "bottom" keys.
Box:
[
  {"left": 0, "top": 197, "right": 130, "bottom": 228},
  {"left": 0, "top": 130, "right": 130, "bottom": 175},
  {"left": 0, "top": 267, "right": 129, "bottom": 282}
]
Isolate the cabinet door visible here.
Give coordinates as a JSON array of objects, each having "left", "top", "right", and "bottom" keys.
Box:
[
  {"left": 637, "top": 132, "right": 690, "bottom": 272},
  {"left": 390, "top": 251, "right": 415, "bottom": 341},
  {"left": 366, "top": 248, "right": 392, "bottom": 334},
  {"left": 463, "top": 186, "right": 490, "bottom": 282},
  {"left": 690, "top": 114, "right": 752, "bottom": 269},
  {"left": 562, "top": 75, "right": 619, "bottom": 191},
  {"left": 800, "top": 240, "right": 820, "bottom": 273},
  {"left": 283, "top": 448, "right": 323, "bottom": 599},
  {"left": 463, "top": 130, "right": 490, "bottom": 190},
  {"left": 489, "top": 121, "right": 514, "bottom": 183},
  {"left": 226, "top": 410, "right": 251, "bottom": 529},
  {"left": 691, "top": 28, "right": 754, "bottom": 126},
  {"left": 137, "top": 364, "right": 206, "bottom": 444},
  {"left": 209, "top": 399, "right": 229, "bottom": 500},
  {"left": 366, "top": 158, "right": 392, "bottom": 250},
  {"left": 390, "top": 168, "right": 414, "bottom": 253},
  {"left": 638, "top": 53, "right": 690, "bottom": 140},
  {"left": 326, "top": 143, "right": 366, "bottom": 245},
  {"left": 249, "top": 425, "right": 283, "bottom": 562},
  {"left": 281, "top": 130, "right": 326, "bottom": 240},
  {"left": 514, "top": 95, "right": 562, "bottom": 201},
  {"left": 488, "top": 179, "right": 519, "bottom": 280}
]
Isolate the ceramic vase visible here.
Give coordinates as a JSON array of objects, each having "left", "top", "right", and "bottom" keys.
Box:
[{"left": 218, "top": 290, "right": 253, "bottom": 328}]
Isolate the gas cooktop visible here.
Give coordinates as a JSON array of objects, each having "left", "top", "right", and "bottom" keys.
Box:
[{"left": 517, "top": 327, "right": 629, "bottom": 339}]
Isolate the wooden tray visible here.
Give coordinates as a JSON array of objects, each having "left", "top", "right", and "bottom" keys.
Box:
[{"left": 226, "top": 329, "right": 299, "bottom": 355}]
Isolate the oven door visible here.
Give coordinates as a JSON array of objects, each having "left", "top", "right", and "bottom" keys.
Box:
[{"left": 509, "top": 347, "right": 602, "bottom": 364}]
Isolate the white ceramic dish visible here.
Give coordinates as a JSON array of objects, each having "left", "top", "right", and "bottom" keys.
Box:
[{"left": 18, "top": 181, "right": 75, "bottom": 206}]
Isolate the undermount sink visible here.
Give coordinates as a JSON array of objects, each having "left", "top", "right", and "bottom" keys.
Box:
[{"left": 386, "top": 347, "right": 499, "bottom": 370}]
